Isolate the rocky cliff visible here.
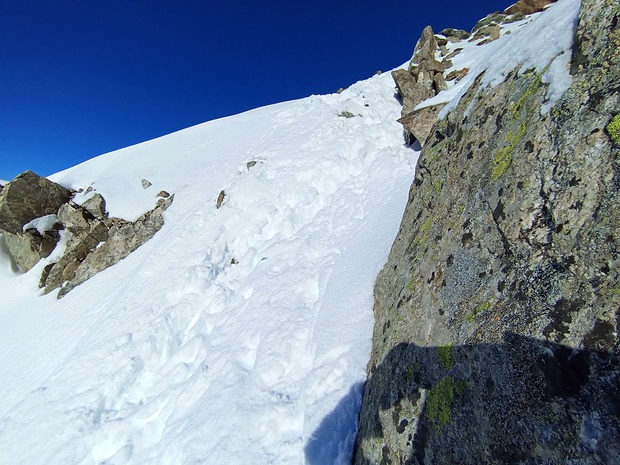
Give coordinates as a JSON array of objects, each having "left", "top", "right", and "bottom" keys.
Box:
[{"left": 354, "top": 0, "right": 620, "bottom": 463}]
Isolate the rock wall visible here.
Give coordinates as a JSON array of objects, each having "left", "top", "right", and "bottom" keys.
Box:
[
  {"left": 0, "top": 171, "right": 173, "bottom": 298},
  {"left": 354, "top": 0, "right": 620, "bottom": 463}
]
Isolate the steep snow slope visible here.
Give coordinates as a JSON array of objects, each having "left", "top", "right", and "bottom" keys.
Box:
[{"left": 0, "top": 71, "right": 416, "bottom": 464}]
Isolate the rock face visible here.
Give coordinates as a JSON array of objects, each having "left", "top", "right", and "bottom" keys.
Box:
[
  {"left": 0, "top": 171, "right": 173, "bottom": 297},
  {"left": 505, "top": 0, "right": 557, "bottom": 15},
  {"left": 0, "top": 171, "right": 70, "bottom": 271},
  {"left": 392, "top": 26, "right": 452, "bottom": 147},
  {"left": 355, "top": 0, "right": 620, "bottom": 463},
  {"left": 0, "top": 170, "right": 71, "bottom": 234}
]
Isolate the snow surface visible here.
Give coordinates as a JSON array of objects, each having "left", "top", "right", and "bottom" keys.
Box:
[
  {"left": 0, "top": 71, "right": 417, "bottom": 465},
  {"left": 22, "top": 214, "right": 59, "bottom": 235},
  {"left": 417, "top": 0, "right": 581, "bottom": 117}
]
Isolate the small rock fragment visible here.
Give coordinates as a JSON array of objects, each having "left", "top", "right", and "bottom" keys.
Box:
[{"left": 216, "top": 190, "right": 226, "bottom": 209}]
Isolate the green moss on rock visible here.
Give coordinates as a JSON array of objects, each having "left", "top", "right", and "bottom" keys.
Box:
[
  {"left": 438, "top": 344, "right": 454, "bottom": 370},
  {"left": 426, "top": 376, "right": 467, "bottom": 432},
  {"left": 606, "top": 114, "right": 620, "bottom": 144}
]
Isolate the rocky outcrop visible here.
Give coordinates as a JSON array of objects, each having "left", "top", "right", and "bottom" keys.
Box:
[
  {"left": 53, "top": 195, "right": 173, "bottom": 298},
  {"left": 355, "top": 0, "right": 620, "bottom": 463},
  {"left": 392, "top": 26, "right": 454, "bottom": 147},
  {"left": 0, "top": 170, "right": 71, "bottom": 234},
  {"left": 505, "top": 0, "right": 557, "bottom": 15},
  {"left": 0, "top": 171, "right": 70, "bottom": 271},
  {"left": 0, "top": 171, "right": 173, "bottom": 297}
]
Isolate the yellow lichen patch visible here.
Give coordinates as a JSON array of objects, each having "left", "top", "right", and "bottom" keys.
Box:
[
  {"left": 606, "top": 114, "right": 620, "bottom": 144},
  {"left": 491, "top": 121, "right": 527, "bottom": 181}
]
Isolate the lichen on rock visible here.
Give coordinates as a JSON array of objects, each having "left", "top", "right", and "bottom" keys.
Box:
[{"left": 354, "top": 0, "right": 620, "bottom": 462}]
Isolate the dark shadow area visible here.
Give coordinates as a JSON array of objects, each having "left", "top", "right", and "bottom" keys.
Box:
[
  {"left": 309, "top": 332, "right": 619, "bottom": 465},
  {"left": 305, "top": 382, "right": 365, "bottom": 465}
]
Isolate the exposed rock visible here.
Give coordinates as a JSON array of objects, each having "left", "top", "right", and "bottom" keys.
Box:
[
  {"left": 3, "top": 228, "right": 61, "bottom": 272},
  {"left": 0, "top": 171, "right": 71, "bottom": 234},
  {"left": 445, "top": 67, "right": 469, "bottom": 82},
  {"left": 444, "top": 48, "right": 463, "bottom": 61},
  {"left": 392, "top": 69, "right": 435, "bottom": 116},
  {"left": 505, "top": 0, "right": 557, "bottom": 15},
  {"left": 141, "top": 179, "right": 152, "bottom": 189},
  {"left": 0, "top": 170, "right": 174, "bottom": 296},
  {"left": 216, "top": 190, "right": 226, "bottom": 209},
  {"left": 471, "top": 12, "right": 506, "bottom": 34},
  {"left": 435, "top": 35, "right": 448, "bottom": 47},
  {"left": 473, "top": 23, "right": 501, "bottom": 41},
  {"left": 397, "top": 103, "right": 447, "bottom": 147},
  {"left": 56, "top": 195, "right": 174, "bottom": 297},
  {"left": 392, "top": 25, "right": 454, "bottom": 145},
  {"left": 58, "top": 202, "right": 94, "bottom": 236},
  {"left": 42, "top": 221, "right": 109, "bottom": 292},
  {"left": 81, "top": 193, "right": 106, "bottom": 219},
  {"left": 438, "top": 28, "right": 471, "bottom": 42},
  {"left": 433, "top": 73, "right": 448, "bottom": 93},
  {"left": 355, "top": 0, "right": 620, "bottom": 463}
]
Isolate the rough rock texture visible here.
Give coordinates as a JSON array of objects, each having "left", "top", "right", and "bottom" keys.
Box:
[
  {"left": 355, "top": 0, "right": 620, "bottom": 464},
  {"left": 0, "top": 171, "right": 70, "bottom": 271},
  {"left": 3, "top": 228, "right": 61, "bottom": 272},
  {"left": 505, "top": 0, "right": 558, "bottom": 15},
  {"left": 0, "top": 170, "right": 173, "bottom": 297},
  {"left": 397, "top": 104, "right": 447, "bottom": 149},
  {"left": 392, "top": 26, "right": 455, "bottom": 146},
  {"left": 54, "top": 195, "right": 173, "bottom": 297},
  {"left": 0, "top": 170, "right": 71, "bottom": 234}
]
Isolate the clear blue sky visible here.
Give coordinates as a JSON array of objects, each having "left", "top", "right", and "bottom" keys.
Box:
[{"left": 0, "top": 0, "right": 510, "bottom": 180}]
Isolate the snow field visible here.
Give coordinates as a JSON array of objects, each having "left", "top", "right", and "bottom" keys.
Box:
[{"left": 0, "top": 70, "right": 416, "bottom": 464}]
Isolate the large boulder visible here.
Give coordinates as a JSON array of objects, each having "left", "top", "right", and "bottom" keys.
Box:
[
  {"left": 355, "top": 0, "right": 620, "bottom": 463},
  {"left": 0, "top": 171, "right": 71, "bottom": 234}
]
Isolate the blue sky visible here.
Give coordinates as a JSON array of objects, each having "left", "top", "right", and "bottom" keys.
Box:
[{"left": 0, "top": 0, "right": 510, "bottom": 180}]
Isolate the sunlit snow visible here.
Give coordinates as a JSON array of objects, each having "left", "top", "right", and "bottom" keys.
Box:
[{"left": 0, "top": 71, "right": 417, "bottom": 465}]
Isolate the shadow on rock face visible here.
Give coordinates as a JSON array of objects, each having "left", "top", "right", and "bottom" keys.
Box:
[{"left": 307, "top": 333, "right": 619, "bottom": 465}]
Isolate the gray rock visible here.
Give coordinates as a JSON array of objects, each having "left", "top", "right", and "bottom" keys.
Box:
[
  {"left": 471, "top": 12, "right": 506, "bottom": 34},
  {"left": 397, "top": 103, "right": 447, "bottom": 147},
  {"left": 354, "top": 0, "right": 620, "bottom": 463},
  {"left": 56, "top": 195, "right": 174, "bottom": 297},
  {"left": 57, "top": 202, "right": 93, "bottom": 236},
  {"left": 0, "top": 171, "right": 71, "bottom": 234},
  {"left": 438, "top": 28, "right": 471, "bottom": 41},
  {"left": 473, "top": 23, "right": 501, "bottom": 42},
  {"left": 445, "top": 67, "right": 469, "bottom": 82},
  {"left": 433, "top": 73, "right": 448, "bottom": 93},
  {"left": 42, "top": 221, "right": 109, "bottom": 292},
  {"left": 81, "top": 193, "right": 107, "bottom": 219},
  {"left": 141, "top": 179, "right": 152, "bottom": 189},
  {"left": 216, "top": 190, "right": 226, "bottom": 209},
  {"left": 3, "top": 228, "right": 61, "bottom": 272},
  {"left": 505, "top": 0, "right": 557, "bottom": 15}
]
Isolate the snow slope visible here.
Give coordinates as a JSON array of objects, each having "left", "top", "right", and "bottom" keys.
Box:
[{"left": 0, "top": 71, "right": 417, "bottom": 465}]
